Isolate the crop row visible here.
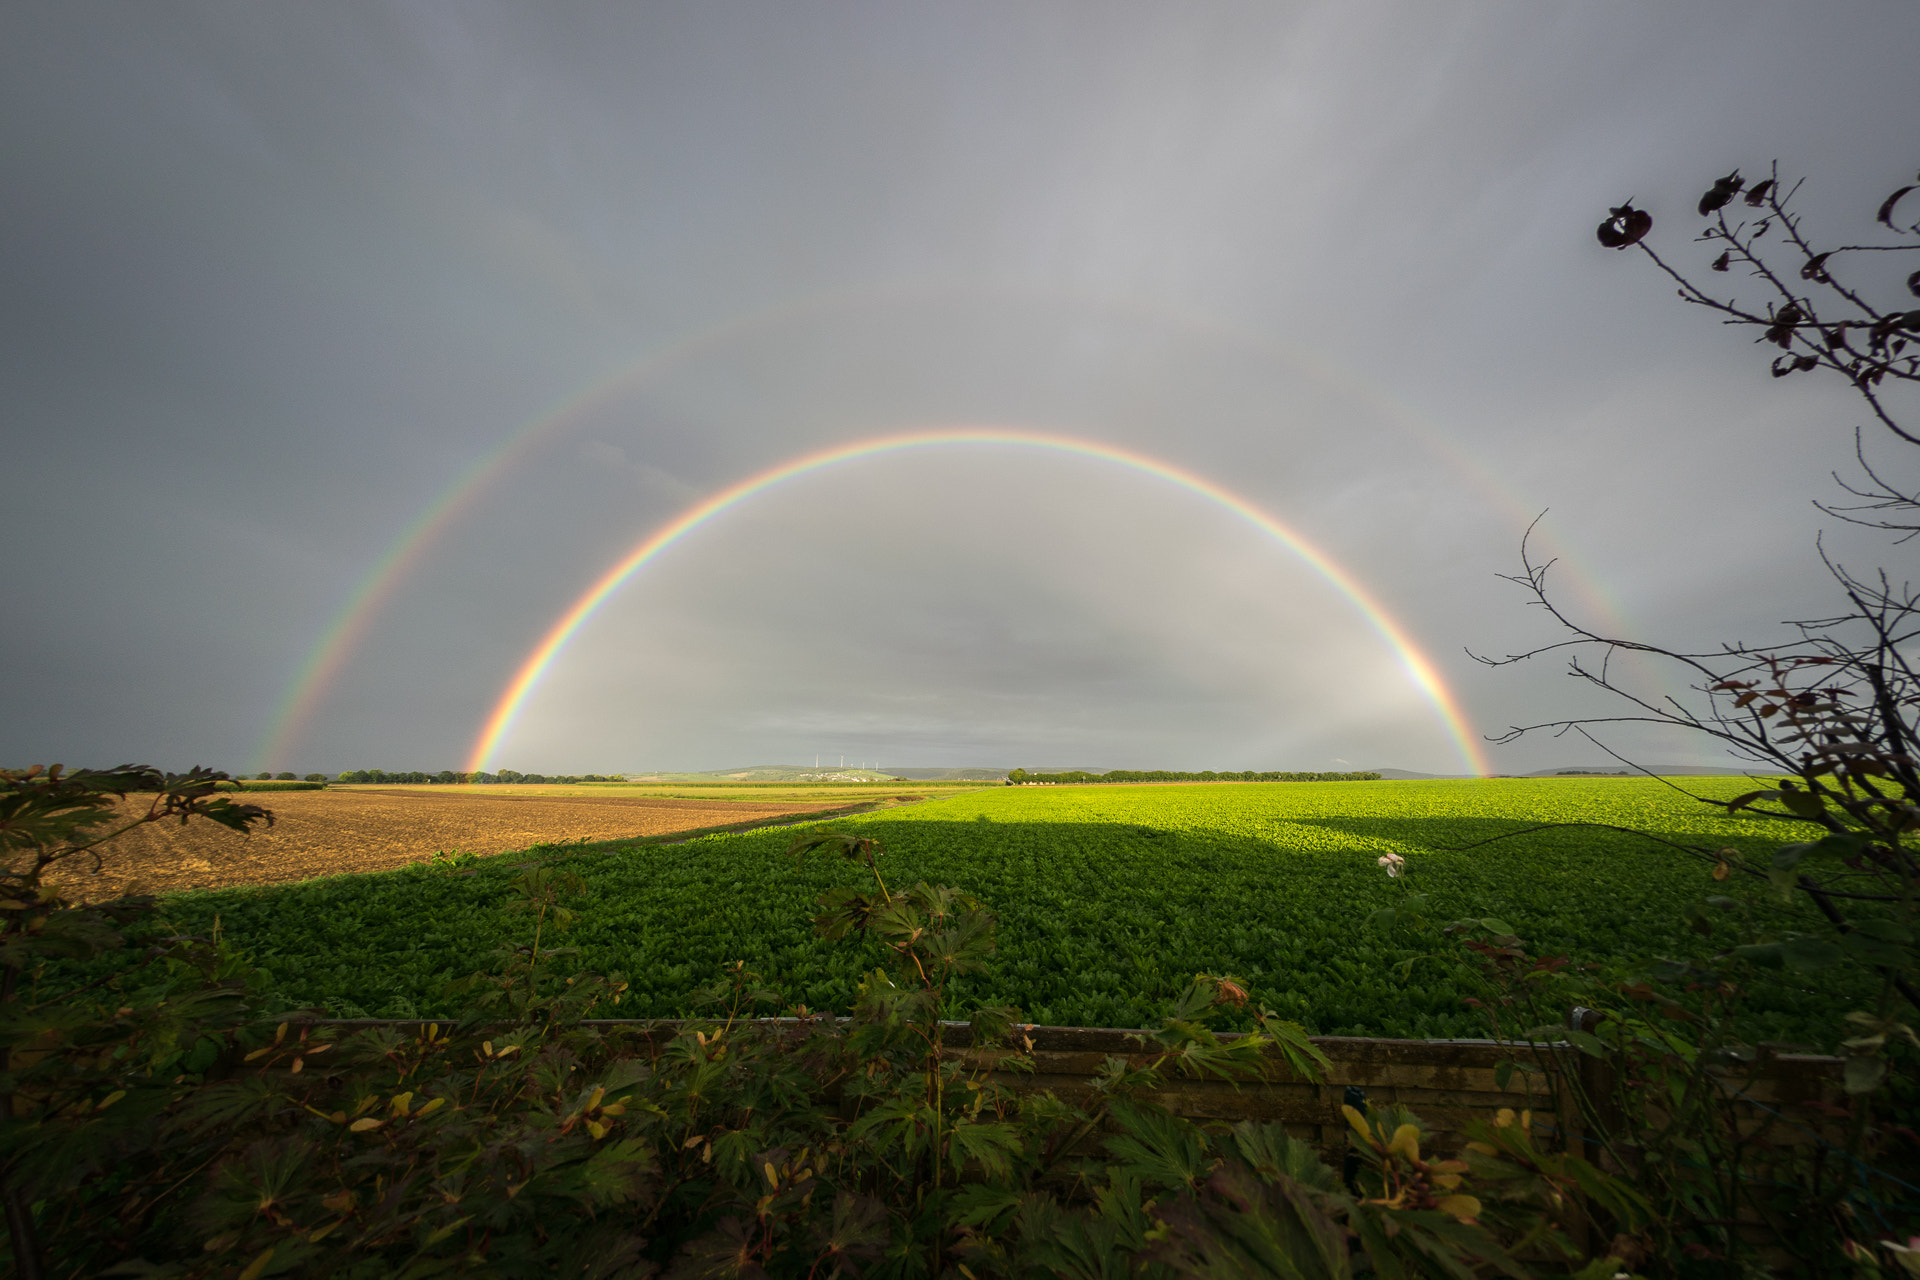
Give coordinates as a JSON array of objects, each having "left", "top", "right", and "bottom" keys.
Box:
[{"left": 128, "top": 778, "right": 1858, "bottom": 1043}]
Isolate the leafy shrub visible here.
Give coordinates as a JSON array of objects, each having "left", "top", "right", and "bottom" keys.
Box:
[
  {"left": 3, "top": 767, "right": 1642, "bottom": 1277},
  {"left": 1458, "top": 164, "right": 1920, "bottom": 1270}
]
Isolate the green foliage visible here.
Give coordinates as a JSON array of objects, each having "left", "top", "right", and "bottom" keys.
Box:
[
  {"left": 1486, "top": 167, "right": 1920, "bottom": 1268},
  {"left": 119, "top": 778, "right": 1863, "bottom": 1046},
  {"left": 1, "top": 763, "right": 275, "bottom": 1277},
  {"left": 1363, "top": 827, "right": 1917, "bottom": 1267},
  {"left": 1420, "top": 899, "right": 1920, "bottom": 1269},
  {"left": 5, "top": 769, "right": 1647, "bottom": 1277}
]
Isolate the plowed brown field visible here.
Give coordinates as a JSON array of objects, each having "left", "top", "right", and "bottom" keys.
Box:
[{"left": 41, "top": 789, "right": 870, "bottom": 898}]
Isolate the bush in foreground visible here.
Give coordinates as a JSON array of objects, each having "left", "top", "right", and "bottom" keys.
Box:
[{"left": 3, "top": 763, "right": 1648, "bottom": 1278}]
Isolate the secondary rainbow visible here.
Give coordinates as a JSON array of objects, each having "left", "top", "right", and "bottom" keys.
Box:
[
  {"left": 466, "top": 427, "right": 1491, "bottom": 776},
  {"left": 254, "top": 285, "right": 1628, "bottom": 774}
]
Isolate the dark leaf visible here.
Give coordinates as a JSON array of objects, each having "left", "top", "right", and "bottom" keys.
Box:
[
  {"left": 1800, "top": 253, "right": 1833, "bottom": 282},
  {"left": 1698, "top": 171, "right": 1743, "bottom": 216},
  {"left": 1840, "top": 927, "right": 1910, "bottom": 968},
  {"left": 1762, "top": 302, "right": 1805, "bottom": 349},
  {"left": 1877, "top": 185, "right": 1916, "bottom": 229},
  {"left": 1744, "top": 178, "right": 1774, "bottom": 206},
  {"left": 1597, "top": 204, "right": 1652, "bottom": 249},
  {"left": 1559, "top": 1028, "right": 1606, "bottom": 1057},
  {"left": 1650, "top": 958, "right": 1711, "bottom": 983},
  {"left": 198, "top": 797, "right": 273, "bottom": 835},
  {"left": 1143, "top": 1162, "right": 1351, "bottom": 1280},
  {"left": 1772, "top": 833, "right": 1864, "bottom": 869},
  {"left": 1711, "top": 251, "right": 1731, "bottom": 272},
  {"left": 968, "top": 1003, "right": 1024, "bottom": 1048},
  {"left": 808, "top": 1191, "right": 889, "bottom": 1276},
  {"left": 949, "top": 1120, "right": 1024, "bottom": 1181},
  {"left": 1105, "top": 1099, "right": 1211, "bottom": 1191},
  {"left": 670, "top": 1217, "right": 768, "bottom": 1280},
  {"left": 1782, "top": 935, "right": 1844, "bottom": 973},
  {"left": 1731, "top": 942, "right": 1785, "bottom": 969},
  {"left": 1907, "top": 269, "right": 1920, "bottom": 298},
  {"left": 1228, "top": 1122, "right": 1341, "bottom": 1193},
  {"left": 947, "top": 1184, "right": 1020, "bottom": 1232}
]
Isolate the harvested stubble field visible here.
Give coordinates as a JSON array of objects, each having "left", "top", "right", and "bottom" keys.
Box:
[{"left": 49, "top": 786, "right": 889, "bottom": 898}]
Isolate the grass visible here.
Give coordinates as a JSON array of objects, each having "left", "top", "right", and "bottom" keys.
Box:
[{"left": 122, "top": 777, "right": 1859, "bottom": 1044}]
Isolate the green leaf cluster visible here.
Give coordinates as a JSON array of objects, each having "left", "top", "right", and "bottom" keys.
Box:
[
  {"left": 118, "top": 777, "right": 1864, "bottom": 1047},
  {"left": 5, "top": 777, "right": 1649, "bottom": 1277}
]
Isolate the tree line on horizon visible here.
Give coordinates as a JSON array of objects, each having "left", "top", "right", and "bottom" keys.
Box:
[
  {"left": 326, "top": 769, "right": 626, "bottom": 785},
  {"left": 1005, "top": 767, "right": 1382, "bottom": 784}
]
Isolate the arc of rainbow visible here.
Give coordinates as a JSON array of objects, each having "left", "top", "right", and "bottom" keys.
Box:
[
  {"left": 246, "top": 292, "right": 874, "bottom": 776},
  {"left": 467, "top": 427, "right": 1491, "bottom": 776},
  {"left": 259, "top": 282, "right": 1613, "bottom": 773}
]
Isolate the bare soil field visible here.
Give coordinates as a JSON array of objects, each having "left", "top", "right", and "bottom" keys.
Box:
[{"left": 35, "top": 788, "right": 875, "bottom": 899}]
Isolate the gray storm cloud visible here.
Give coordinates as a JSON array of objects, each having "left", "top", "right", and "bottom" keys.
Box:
[{"left": 2, "top": 1, "right": 1915, "bottom": 775}]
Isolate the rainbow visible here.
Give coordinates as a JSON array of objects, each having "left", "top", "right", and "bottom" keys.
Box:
[
  {"left": 253, "top": 284, "right": 1615, "bottom": 773},
  {"left": 246, "top": 291, "right": 874, "bottom": 776},
  {"left": 466, "top": 427, "right": 1491, "bottom": 776}
]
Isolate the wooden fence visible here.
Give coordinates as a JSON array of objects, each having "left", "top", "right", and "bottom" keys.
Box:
[{"left": 311, "top": 1016, "right": 1844, "bottom": 1169}]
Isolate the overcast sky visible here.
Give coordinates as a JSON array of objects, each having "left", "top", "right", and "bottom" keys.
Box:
[{"left": 5, "top": 2, "right": 1917, "bottom": 777}]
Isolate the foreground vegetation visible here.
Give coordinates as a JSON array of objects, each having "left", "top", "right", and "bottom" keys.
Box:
[
  {"left": 9, "top": 763, "right": 1915, "bottom": 1275},
  {"left": 8, "top": 764, "right": 1663, "bottom": 1278},
  {"left": 113, "top": 778, "right": 1860, "bottom": 1046}
]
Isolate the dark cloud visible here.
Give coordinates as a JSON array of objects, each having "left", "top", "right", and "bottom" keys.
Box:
[{"left": 3, "top": 1, "right": 1916, "bottom": 775}]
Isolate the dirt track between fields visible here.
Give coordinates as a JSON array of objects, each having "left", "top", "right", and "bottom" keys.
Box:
[{"left": 29, "top": 788, "right": 871, "bottom": 899}]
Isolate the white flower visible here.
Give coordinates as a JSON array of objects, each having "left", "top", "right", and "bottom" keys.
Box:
[{"left": 1377, "top": 853, "right": 1406, "bottom": 878}]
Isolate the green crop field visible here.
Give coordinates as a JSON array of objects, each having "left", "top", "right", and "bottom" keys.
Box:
[{"left": 123, "top": 777, "right": 1857, "bottom": 1043}]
